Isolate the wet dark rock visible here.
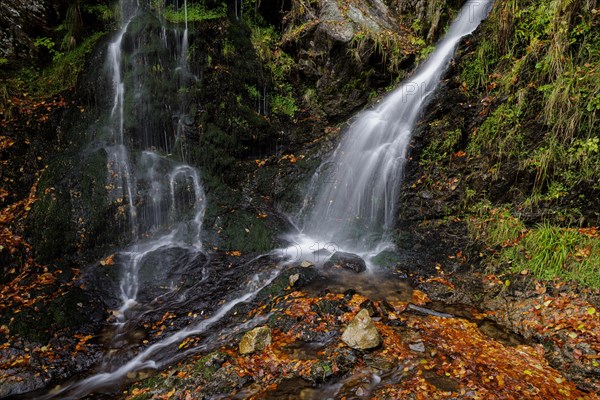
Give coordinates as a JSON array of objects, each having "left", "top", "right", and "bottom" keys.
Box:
[
  {"left": 0, "top": 293, "right": 104, "bottom": 398},
  {"left": 136, "top": 248, "right": 207, "bottom": 303},
  {"left": 329, "top": 347, "right": 358, "bottom": 373},
  {"left": 84, "top": 262, "right": 123, "bottom": 310},
  {"left": 324, "top": 252, "right": 367, "bottom": 273},
  {"left": 359, "top": 299, "right": 380, "bottom": 317},
  {"left": 201, "top": 364, "right": 253, "bottom": 397},
  {"left": 255, "top": 266, "right": 320, "bottom": 304},
  {"left": 314, "top": 298, "right": 348, "bottom": 317},
  {"left": 312, "top": 248, "right": 332, "bottom": 259},
  {"left": 0, "top": 371, "right": 45, "bottom": 398},
  {"left": 364, "top": 354, "right": 395, "bottom": 371}
]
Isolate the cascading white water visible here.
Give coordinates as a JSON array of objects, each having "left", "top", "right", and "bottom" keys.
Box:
[
  {"left": 106, "top": 19, "right": 138, "bottom": 236},
  {"left": 298, "top": 0, "right": 494, "bottom": 253},
  {"left": 103, "top": 0, "right": 207, "bottom": 321}
]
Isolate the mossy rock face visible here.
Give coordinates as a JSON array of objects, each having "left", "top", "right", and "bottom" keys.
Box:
[
  {"left": 193, "top": 352, "right": 228, "bottom": 381},
  {"left": 371, "top": 250, "right": 402, "bottom": 270},
  {"left": 7, "top": 287, "right": 104, "bottom": 342},
  {"left": 27, "top": 148, "right": 114, "bottom": 263},
  {"left": 28, "top": 155, "right": 77, "bottom": 262}
]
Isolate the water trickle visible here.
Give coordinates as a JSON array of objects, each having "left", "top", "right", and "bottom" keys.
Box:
[{"left": 296, "top": 0, "right": 494, "bottom": 255}]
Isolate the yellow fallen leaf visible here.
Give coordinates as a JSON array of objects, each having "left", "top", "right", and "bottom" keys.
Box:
[{"left": 587, "top": 307, "right": 596, "bottom": 315}]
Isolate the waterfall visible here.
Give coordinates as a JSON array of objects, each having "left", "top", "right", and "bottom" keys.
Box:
[
  {"left": 297, "top": 0, "right": 494, "bottom": 253},
  {"left": 102, "top": 0, "right": 206, "bottom": 319},
  {"left": 39, "top": 1, "right": 496, "bottom": 397}
]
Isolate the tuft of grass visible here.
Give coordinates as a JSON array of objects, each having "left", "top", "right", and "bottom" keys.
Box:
[
  {"left": 502, "top": 223, "right": 600, "bottom": 288},
  {"left": 349, "top": 28, "right": 418, "bottom": 73},
  {"left": 469, "top": 203, "right": 600, "bottom": 288}
]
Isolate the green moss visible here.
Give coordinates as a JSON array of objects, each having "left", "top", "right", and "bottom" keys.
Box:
[
  {"left": 310, "top": 360, "right": 334, "bottom": 382},
  {"left": 421, "top": 127, "right": 463, "bottom": 166},
  {"left": 468, "top": 102, "right": 523, "bottom": 159},
  {"left": 249, "top": 23, "right": 297, "bottom": 118},
  {"left": 29, "top": 158, "right": 77, "bottom": 262},
  {"left": 371, "top": 250, "right": 401, "bottom": 270},
  {"left": 460, "top": 0, "right": 599, "bottom": 201},
  {"left": 8, "top": 288, "right": 92, "bottom": 342},
  {"left": 269, "top": 92, "right": 297, "bottom": 117},
  {"left": 192, "top": 352, "right": 227, "bottom": 380},
  {"left": 158, "top": 2, "right": 227, "bottom": 23},
  {"left": 212, "top": 207, "right": 276, "bottom": 253},
  {"left": 24, "top": 31, "right": 105, "bottom": 96}
]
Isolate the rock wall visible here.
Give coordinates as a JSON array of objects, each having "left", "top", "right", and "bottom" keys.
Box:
[{"left": 0, "top": 0, "right": 57, "bottom": 63}]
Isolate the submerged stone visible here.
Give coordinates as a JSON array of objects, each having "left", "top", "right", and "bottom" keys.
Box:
[
  {"left": 239, "top": 326, "right": 272, "bottom": 355},
  {"left": 324, "top": 251, "right": 367, "bottom": 273},
  {"left": 342, "top": 309, "right": 381, "bottom": 350}
]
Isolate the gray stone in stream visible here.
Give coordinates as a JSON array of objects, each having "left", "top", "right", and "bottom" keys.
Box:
[
  {"left": 239, "top": 326, "right": 272, "bottom": 355},
  {"left": 323, "top": 251, "right": 367, "bottom": 273},
  {"left": 342, "top": 309, "right": 381, "bottom": 350}
]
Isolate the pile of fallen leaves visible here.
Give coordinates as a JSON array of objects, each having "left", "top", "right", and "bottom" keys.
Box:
[
  {"left": 479, "top": 277, "right": 600, "bottom": 393},
  {"left": 124, "top": 284, "right": 598, "bottom": 399}
]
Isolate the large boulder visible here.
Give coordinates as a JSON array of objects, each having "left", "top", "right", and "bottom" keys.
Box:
[
  {"left": 341, "top": 309, "right": 381, "bottom": 350},
  {"left": 324, "top": 251, "right": 367, "bottom": 273}
]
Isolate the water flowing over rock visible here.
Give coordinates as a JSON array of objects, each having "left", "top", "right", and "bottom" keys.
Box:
[
  {"left": 299, "top": 0, "right": 494, "bottom": 251},
  {"left": 239, "top": 326, "right": 272, "bottom": 355},
  {"left": 342, "top": 309, "right": 381, "bottom": 350},
  {"left": 323, "top": 251, "right": 367, "bottom": 273}
]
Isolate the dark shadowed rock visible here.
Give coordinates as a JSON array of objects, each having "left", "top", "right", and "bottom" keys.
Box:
[{"left": 323, "top": 252, "right": 367, "bottom": 273}]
